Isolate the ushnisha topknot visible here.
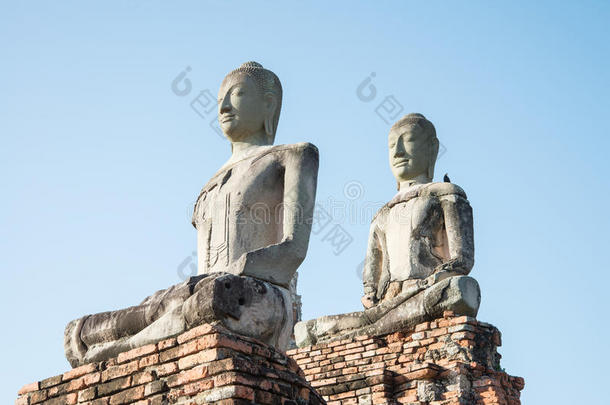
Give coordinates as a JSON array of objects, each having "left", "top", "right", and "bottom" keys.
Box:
[
  {"left": 391, "top": 113, "right": 437, "bottom": 140},
  {"left": 224, "top": 61, "right": 283, "bottom": 138},
  {"left": 228, "top": 62, "right": 282, "bottom": 96}
]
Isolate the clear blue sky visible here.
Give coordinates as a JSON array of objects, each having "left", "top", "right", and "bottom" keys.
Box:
[{"left": 1, "top": 1, "right": 609, "bottom": 403}]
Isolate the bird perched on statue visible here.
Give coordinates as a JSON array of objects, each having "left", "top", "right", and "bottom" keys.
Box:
[{"left": 443, "top": 173, "right": 451, "bottom": 183}]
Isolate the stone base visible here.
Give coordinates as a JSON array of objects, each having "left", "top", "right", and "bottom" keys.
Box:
[
  {"left": 286, "top": 312, "right": 524, "bottom": 404},
  {"left": 17, "top": 324, "right": 323, "bottom": 405}
]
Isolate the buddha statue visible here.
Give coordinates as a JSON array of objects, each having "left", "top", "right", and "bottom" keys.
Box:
[
  {"left": 64, "top": 62, "right": 319, "bottom": 367},
  {"left": 294, "top": 113, "right": 480, "bottom": 347}
]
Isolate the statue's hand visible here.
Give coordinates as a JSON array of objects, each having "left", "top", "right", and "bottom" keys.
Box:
[
  {"left": 229, "top": 239, "right": 300, "bottom": 287},
  {"left": 432, "top": 259, "right": 470, "bottom": 276},
  {"left": 421, "top": 270, "right": 461, "bottom": 288}
]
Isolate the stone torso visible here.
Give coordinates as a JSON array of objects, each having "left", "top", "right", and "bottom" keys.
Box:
[
  {"left": 192, "top": 144, "right": 302, "bottom": 276},
  {"left": 373, "top": 183, "right": 451, "bottom": 284}
]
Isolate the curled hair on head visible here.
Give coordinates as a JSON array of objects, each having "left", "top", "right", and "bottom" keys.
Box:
[
  {"left": 225, "top": 61, "right": 283, "bottom": 140},
  {"left": 390, "top": 113, "right": 437, "bottom": 140}
]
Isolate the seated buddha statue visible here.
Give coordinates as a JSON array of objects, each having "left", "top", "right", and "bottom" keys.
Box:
[
  {"left": 294, "top": 113, "right": 480, "bottom": 347},
  {"left": 64, "top": 62, "right": 319, "bottom": 367}
]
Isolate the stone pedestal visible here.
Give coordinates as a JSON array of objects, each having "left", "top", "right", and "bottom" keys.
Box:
[
  {"left": 286, "top": 312, "right": 524, "bottom": 404},
  {"left": 17, "top": 324, "right": 323, "bottom": 405},
  {"left": 16, "top": 314, "right": 523, "bottom": 405}
]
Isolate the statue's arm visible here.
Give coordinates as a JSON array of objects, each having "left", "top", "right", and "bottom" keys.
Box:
[
  {"left": 236, "top": 143, "right": 319, "bottom": 287},
  {"left": 437, "top": 191, "right": 475, "bottom": 275},
  {"left": 362, "top": 224, "right": 383, "bottom": 308}
]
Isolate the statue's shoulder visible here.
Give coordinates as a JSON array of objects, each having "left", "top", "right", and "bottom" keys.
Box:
[
  {"left": 371, "top": 204, "right": 391, "bottom": 225},
  {"left": 420, "top": 182, "right": 468, "bottom": 199},
  {"left": 270, "top": 142, "right": 319, "bottom": 159},
  {"left": 252, "top": 143, "right": 319, "bottom": 167}
]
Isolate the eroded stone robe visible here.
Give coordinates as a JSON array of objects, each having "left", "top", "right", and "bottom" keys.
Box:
[
  {"left": 191, "top": 142, "right": 318, "bottom": 349},
  {"left": 364, "top": 182, "right": 474, "bottom": 305}
]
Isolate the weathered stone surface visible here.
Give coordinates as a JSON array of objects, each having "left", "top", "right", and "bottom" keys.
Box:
[
  {"left": 64, "top": 62, "right": 318, "bottom": 366},
  {"left": 296, "top": 275, "right": 480, "bottom": 347},
  {"left": 295, "top": 113, "right": 480, "bottom": 347},
  {"left": 65, "top": 273, "right": 295, "bottom": 367},
  {"left": 193, "top": 62, "right": 318, "bottom": 289}
]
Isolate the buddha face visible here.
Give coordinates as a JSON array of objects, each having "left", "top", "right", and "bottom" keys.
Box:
[
  {"left": 218, "top": 73, "right": 269, "bottom": 142},
  {"left": 388, "top": 124, "right": 433, "bottom": 182}
]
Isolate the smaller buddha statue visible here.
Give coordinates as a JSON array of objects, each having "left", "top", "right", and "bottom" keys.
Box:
[{"left": 294, "top": 113, "right": 480, "bottom": 347}]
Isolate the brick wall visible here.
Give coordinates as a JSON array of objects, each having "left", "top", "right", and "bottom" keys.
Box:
[
  {"left": 286, "top": 312, "right": 524, "bottom": 405},
  {"left": 16, "top": 314, "right": 523, "bottom": 405},
  {"left": 16, "top": 324, "right": 323, "bottom": 405}
]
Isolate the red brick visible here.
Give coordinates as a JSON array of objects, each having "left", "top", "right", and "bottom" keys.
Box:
[
  {"left": 133, "top": 371, "right": 155, "bottom": 385},
  {"left": 117, "top": 343, "right": 157, "bottom": 364},
  {"left": 15, "top": 396, "right": 29, "bottom": 405},
  {"left": 83, "top": 372, "right": 101, "bottom": 386},
  {"left": 102, "top": 360, "right": 139, "bottom": 382},
  {"left": 159, "top": 339, "right": 199, "bottom": 363},
  {"left": 18, "top": 381, "right": 39, "bottom": 395},
  {"left": 157, "top": 337, "right": 177, "bottom": 350},
  {"left": 109, "top": 385, "right": 145, "bottom": 404},
  {"left": 177, "top": 323, "right": 216, "bottom": 344},
  {"left": 40, "top": 375, "right": 62, "bottom": 389},
  {"left": 30, "top": 389, "right": 48, "bottom": 404},
  {"left": 139, "top": 353, "right": 159, "bottom": 368},
  {"left": 167, "top": 365, "right": 209, "bottom": 387},
  {"left": 63, "top": 363, "right": 98, "bottom": 382},
  {"left": 415, "top": 322, "right": 430, "bottom": 332},
  {"left": 78, "top": 386, "right": 96, "bottom": 402},
  {"left": 178, "top": 348, "right": 225, "bottom": 370},
  {"left": 152, "top": 361, "right": 178, "bottom": 377},
  {"left": 197, "top": 334, "right": 254, "bottom": 355}
]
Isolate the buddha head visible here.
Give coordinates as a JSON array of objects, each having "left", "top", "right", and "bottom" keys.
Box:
[
  {"left": 388, "top": 113, "right": 439, "bottom": 189},
  {"left": 217, "top": 61, "right": 283, "bottom": 144}
]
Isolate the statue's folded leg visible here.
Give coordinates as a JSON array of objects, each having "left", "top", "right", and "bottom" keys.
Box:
[
  {"left": 82, "top": 305, "right": 187, "bottom": 365},
  {"left": 65, "top": 273, "right": 295, "bottom": 367},
  {"left": 294, "top": 279, "right": 426, "bottom": 347},
  {"left": 64, "top": 276, "right": 206, "bottom": 367},
  {"left": 358, "top": 275, "right": 481, "bottom": 338},
  {"left": 65, "top": 305, "right": 150, "bottom": 367},
  {"left": 294, "top": 276, "right": 481, "bottom": 348},
  {"left": 294, "top": 311, "right": 372, "bottom": 347}
]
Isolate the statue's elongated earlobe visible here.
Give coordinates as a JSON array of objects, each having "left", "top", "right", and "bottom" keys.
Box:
[
  {"left": 264, "top": 93, "right": 277, "bottom": 140},
  {"left": 264, "top": 116, "right": 271, "bottom": 137},
  {"left": 427, "top": 138, "right": 439, "bottom": 181},
  {"left": 264, "top": 116, "right": 274, "bottom": 138}
]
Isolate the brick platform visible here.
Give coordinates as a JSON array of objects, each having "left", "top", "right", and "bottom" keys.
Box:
[
  {"left": 16, "top": 324, "right": 323, "bottom": 405},
  {"left": 286, "top": 313, "right": 524, "bottom": 404}
]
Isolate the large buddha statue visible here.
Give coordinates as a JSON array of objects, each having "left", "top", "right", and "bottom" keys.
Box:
[
  {"left": 294, "top": 113, "right": 480, "bottom": 347},
  {"left": 64, "top": 62, "right": 319, "bottom": 367}
]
